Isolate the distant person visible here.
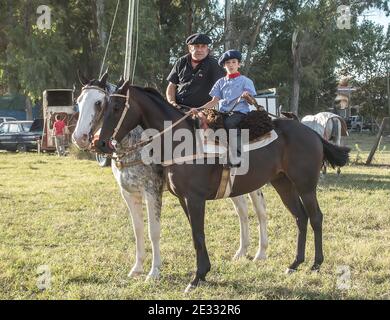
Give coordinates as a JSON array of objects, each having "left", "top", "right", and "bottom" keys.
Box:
[{"left": 52, "top": 114, "right": 67, "bottom": 156}]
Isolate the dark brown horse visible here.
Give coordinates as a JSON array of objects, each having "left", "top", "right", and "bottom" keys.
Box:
[{"left": 96, "top": 81, "right": 350, "bottom": 292}]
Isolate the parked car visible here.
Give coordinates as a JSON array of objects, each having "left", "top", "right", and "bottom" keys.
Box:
[
  {"left": 0, "top": 116, "right": 17, "bottom": 124},
  {"left": 0, "top": 119, "right": 43, "bottom": 152},
  {"left": 346, "top": 115, "right": 363, "bottom": 132}
]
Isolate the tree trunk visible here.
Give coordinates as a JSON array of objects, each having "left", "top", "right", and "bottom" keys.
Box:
[
  {"left": 25, "top": 96, "right": 33, "bottom": 120},
  {"left": 242, "top": 0, "right": 272, "bottom": 75},
  {"left": 96, "top": 0, "right": 107, "bottom": 48},
  {"left": 187, "top": 3, "right": 193, "bottom": 36},
  {"left": 224, "top": 0, "right": 232, "bottom": 50},
  {"left": 89, "top": 0, "right": 101, "bottom": 77},
  {"left": 290, "top": 29, "right": 302, "bottom": 115},
  {"left": 236, "top": 0, "right": 255, "bottom": 51}
]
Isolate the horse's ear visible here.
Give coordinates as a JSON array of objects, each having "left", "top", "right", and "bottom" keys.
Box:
[
  {"left": 77, "top": 69, "right": 89, "bottom": 86},
  {"left": 119, "top": 80, "right": 130, "bottom": 94},
  {"left": 99, "top": 71, "right": 109, "bottom": 87}
]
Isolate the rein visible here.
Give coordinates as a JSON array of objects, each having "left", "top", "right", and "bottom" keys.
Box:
[{"left": 108, "top": 92, "right": 199, "bottom": 158}]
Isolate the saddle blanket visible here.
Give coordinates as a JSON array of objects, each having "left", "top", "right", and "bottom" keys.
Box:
[{"left": 160, "top": 129, "right": 278, "bottom": 166}]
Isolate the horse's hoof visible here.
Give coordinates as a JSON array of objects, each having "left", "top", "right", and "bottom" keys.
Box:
[
  {"left": 285, "top": 268, "right": 297, "bottom": 275},
  {"left": 233, "top": 251, "right": 247, "bottom": 260},
  {"left": 128, "top": 270, "right": 143, "bottom": 278},
  {"left": 310, "top": 264, "right": 321, "bottom": 273},
  {"left": 253, "top": 252, "right": 267, "bottom": 261},
  {"left": 184, "top": 283, "right": 197, "bottom": 294},
  {"left": 146, "top": 271, "right": 160, "bottom": 282},
  {"left": 184, "top": 280, "right": 206, "bottom": 293}
]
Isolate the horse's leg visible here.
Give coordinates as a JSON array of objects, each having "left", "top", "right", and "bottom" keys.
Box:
[
  {"left": 230, "top": 195, "right": 250, "bottom": 260},
  {"left": 144, "top": 190, "right": 162, "bottom": 281},
  {"left": 180, "top": 197, "right": 210, "bottom": 293},
  {"left": 121, "top": 189, "right": 145, "bottom": 277},
  {"left": 249, "top": 189, "right": 268, "bottom": 261},
  {"left": 271, "top": 175, "right": 308, "bottom": 272},
  {"left": 298, "top": 192, "right": 324, "bottom": 271},
  {"left": 336, "top": 119, "right": 342, "bottom": 175},
  {"left": 322, "top": 163, "right": 327, "bottom": 175}
]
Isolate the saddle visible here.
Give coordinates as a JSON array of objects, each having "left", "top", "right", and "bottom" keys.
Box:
[{"left": 199, "top": 108, "right": 274, "bottom": 142}]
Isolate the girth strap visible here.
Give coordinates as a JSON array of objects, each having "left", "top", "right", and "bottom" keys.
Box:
[{"left": 215, "top": 167, "right": 237, "bottom": 199}]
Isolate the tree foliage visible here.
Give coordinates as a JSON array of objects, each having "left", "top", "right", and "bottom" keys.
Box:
[{"left": 0, "top": 0, "right": 388, "bottom": 117}]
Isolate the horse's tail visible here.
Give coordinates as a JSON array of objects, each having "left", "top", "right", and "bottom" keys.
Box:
[{"left": 320, "top": 135, "right": 350, "bottom": 168}]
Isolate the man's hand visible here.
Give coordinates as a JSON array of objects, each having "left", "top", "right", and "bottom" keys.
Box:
[
  {"left": 188, "top": 108, "right": 199, "bottom": 117},
  {"left": 169, "top": 101, "right": 179, "bottom": 108}
]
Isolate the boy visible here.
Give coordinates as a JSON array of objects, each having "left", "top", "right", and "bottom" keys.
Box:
[
  {"left": 191, "top": 50, "right": 257, "bottom": 165},
  {"left": 52, "top": 114, "right": 67, "bottom": 156}
]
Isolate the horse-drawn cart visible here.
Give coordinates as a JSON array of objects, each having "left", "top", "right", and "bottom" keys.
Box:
[{"left": 39, "top": 89, "right": 77, "bottom": 152}]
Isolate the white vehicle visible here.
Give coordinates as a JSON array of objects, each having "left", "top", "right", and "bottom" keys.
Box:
[
  {"left": 346, "top": 115, "right": 363, "bottom": 132},
  {"left": 253, "top": 88, "right": 279, "bottom": 117},
  {"left": 0, "top": 116, "right": 17, "bottom": 124}
]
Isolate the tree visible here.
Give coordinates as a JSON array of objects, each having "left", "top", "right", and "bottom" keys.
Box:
[{"left": 340, "top": 20, "right": 390, "bottom": 119}]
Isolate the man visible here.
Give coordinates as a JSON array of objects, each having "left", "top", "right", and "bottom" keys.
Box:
[{"left": 166, "top": 33, "right": 225, "bottom": 109}]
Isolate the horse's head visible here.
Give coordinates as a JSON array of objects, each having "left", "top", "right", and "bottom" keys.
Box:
[
  {"left": 72, "top": 72, "right": 124, "bottom": 150},
  {"left": 96, "top": 80, "right": 142, "bottom": 154}
]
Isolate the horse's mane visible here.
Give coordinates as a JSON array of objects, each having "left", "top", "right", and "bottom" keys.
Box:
[{"left": 131, "top": 86, "right": 186, "bottom": 114}]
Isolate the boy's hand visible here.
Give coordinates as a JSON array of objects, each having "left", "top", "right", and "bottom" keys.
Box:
[
  {"left": 241, "top": 91, "right": 250, "bottom": 99},
  {"left": 241, "top": 91, "right": 257, "bottom": 105}
]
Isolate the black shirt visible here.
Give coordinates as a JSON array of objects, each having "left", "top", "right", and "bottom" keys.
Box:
[{"left": 167, "top": 54, "right": 225, "bottom": 108}]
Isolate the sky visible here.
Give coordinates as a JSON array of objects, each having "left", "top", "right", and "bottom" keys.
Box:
[
  {"left": 359, "top": 8, "right": 389, "bottom": 32},
  {"left": 218, "top": 1, "right": 389, "bottom": 32}
]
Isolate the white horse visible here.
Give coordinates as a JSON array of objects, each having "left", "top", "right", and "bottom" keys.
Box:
[
  {"left": 301, "top": 112, "right": 348, "bottom": 174},
  {"left": 72, "top": 73, "right": 268, "bottom": 281}
]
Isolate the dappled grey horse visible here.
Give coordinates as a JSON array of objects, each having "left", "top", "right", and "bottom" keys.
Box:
[{"left": 72, "top": 73, "right": 268, "bottom": 281}]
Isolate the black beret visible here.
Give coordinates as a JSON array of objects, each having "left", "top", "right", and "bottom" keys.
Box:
[
  {"left": 185, "top": 33, "right": 212, "bottom": 45},
  {"left": 218, "top": 50, "right": 242, "bottom": 66}
]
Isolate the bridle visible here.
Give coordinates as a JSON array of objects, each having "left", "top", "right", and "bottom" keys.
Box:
[
  {"left": 109, "top": 91, "right": 130, "bottom": 141},
  {"left": 80, "top": 85, "right": 109, "bottom": 142},
  {"left": 107, "top": 90, "right": 198, "bottom": 158}
]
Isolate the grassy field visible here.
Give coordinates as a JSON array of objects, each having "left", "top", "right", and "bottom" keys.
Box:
[{"left": 0, "top": 133, "right": 389, "bottom": 300}]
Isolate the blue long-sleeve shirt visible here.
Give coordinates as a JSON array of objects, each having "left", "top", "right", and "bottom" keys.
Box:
[{"left": 209, "top": 75, "right": 256, "bottom": 114}]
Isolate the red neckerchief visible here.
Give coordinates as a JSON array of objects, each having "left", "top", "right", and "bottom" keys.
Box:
[{"left": 227, "top": 72, "right": 241, "bottom": 79}]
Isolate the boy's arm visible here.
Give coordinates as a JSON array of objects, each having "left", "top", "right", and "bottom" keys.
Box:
[
  {"left": 200, "top": 96, "right": 220, "bottom": 110},
  {"left": 189, "top": 96, "right": 220, "bottom": 115}
]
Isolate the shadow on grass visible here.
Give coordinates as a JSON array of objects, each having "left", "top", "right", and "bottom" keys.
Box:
[
  {"left": 320, "top": 172, "right": 390, "bottom": 191},
  {"left": 66, "top": 275, "right": 112, "bottom": 286},
  {"left": 197, "top": 279, "right": 364, "bottom": 300}
]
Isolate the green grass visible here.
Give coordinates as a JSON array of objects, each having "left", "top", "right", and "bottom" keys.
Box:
[{"left": 0, "top": 132, "right": 389, "bottom": 300}]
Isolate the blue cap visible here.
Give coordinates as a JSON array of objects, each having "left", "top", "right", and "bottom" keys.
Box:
[
  {"left": 218, "top": 50, "right": 242, "bottom": 66},
  {"left": 185, "top": 33, "right": 212, "bottom": 45}
]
